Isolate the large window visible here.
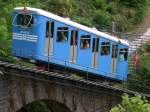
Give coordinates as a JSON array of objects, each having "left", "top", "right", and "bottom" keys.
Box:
[
  {"left": 57, "top": 27, "right": 68, "bottom": 42},
  {"left": 101, "top": 42, "right": 110, "bottom": 55},
  {"left": 80, "top": 35, "right": 90, "bottom": 49},
  {"left": 16, "top": 14, "right": 33, "bottom": 27},
  {"left": 119, "top": 48, "right": 128, "bottom": 61}
]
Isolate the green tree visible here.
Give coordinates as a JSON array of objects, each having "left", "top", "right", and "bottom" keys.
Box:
[
  {"left": 42, "top": 0, "right": 76, "bottom": 16},
  {"left": 143, "top": 41, "right": 150, "bottom": 52},
  {"left": 110, "top": 94, "right": 150, "bottom": 112},
  {"left": 0, "top": 18, "right": 10, "bottom": 56},
  {"left": 93, "top": 10, "right": 111, "bottom": 30},
  {"left": 119, "top": 0, "right": 150, "bottom": 23}
]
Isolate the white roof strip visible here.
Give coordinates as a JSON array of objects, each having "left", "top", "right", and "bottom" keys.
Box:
[{"left": 14, "top": 7, "right": 129, "bottom": 46}]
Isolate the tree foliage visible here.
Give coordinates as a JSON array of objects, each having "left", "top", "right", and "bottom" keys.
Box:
[
  {"left": 110, "top": 94, "right": 150, "bottom": 112},
  {"left": 143, "top": 41, "right": 150, "bottom": 52},
  {"left": 17, "top": 101, "right": 51, "bottom": 112},
  {"left": 0, "top": 18, "right": 10, "bottom": 56},
  {"left": 0, "top": 1, "right": 149, "bottom": 58}
]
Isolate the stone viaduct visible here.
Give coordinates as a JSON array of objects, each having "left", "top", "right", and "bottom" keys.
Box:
[{"left": 0, "top": 61, "right": 149, "bottom": 112}]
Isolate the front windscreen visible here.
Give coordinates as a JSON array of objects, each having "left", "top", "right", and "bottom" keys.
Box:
[{"left": 13, "top": 13, "right": 33, "bottom": 27}]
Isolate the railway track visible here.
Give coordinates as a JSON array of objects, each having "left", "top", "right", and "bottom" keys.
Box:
[{"left": 0, "top": 60, "right": 150, "bottom": 98}]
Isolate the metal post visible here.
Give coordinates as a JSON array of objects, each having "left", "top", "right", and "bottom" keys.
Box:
[
  {"left": 65, "top": 61, "right": 67, "bottom": 73},
  {"left": 48, "top": 21, "right": 51, "bottom": 72},
  {"left": 86, "top": 67, "right": 89, "bottom": 80},
  {"left": 112, "top": 21, "right": 116, "bottom": 34},
  {"left": 123, "top": 78, "right": 126, "bottom": 90}
]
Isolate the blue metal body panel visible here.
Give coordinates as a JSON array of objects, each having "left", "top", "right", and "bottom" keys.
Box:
[
  {"left": 36, "top": 16, "right": 48, "bottom": 58},
  {"left": 12, "top": 12, "right": 39, "bottom": 59},
  {"left": 53, "top": 22, "right": 70, "bottom": 62},
  {"left": 98, "top": 38, "right": 111, "bottom": 77},
  {"left": 77, "top": 30, "right": 92, "bottom": 67},
  {"left": 12, "top": 12, "right": 129, "bottom": 81},
  {"left": 117, "top": 44, "right": 128, "bottom": 80}
]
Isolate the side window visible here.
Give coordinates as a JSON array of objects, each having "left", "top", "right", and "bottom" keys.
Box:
[
  {"left": 119, "top": 48, "right": 128, "bottom": 61},
  {"left": 16, "top": 14, "right": 33, "bottom": 27},
  {"left": 46, "top": 21, "right": 49, "bottom": 38},
  {"left": 57, "top": 27, "right": 68, "bottom": 42},
  {"left": 51, "top": 22, "right": 54, "bottom": 38},
  {"left": 80, "top": 35, "right": 90, "bottom": 49},
  {"left": 101, "top": 42, "right": 110, "bottom": 55},
  {"left": 46, "top": 21, "right": 54, "bottom": 38}
]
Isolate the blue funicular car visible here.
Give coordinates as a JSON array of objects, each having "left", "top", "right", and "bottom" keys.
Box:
[{"left": 12, "top": 7, "right": 129, "bottom": 81}]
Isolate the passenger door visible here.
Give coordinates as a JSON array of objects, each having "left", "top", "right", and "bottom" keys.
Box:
[
  {"left": 111, "top": 44, "right": 118, "bottom": 73},
  {"left": 45, "top": 21, "right": 54, "bottom": 55},
  {"left": 70, "top": 30, "right": 78, "bottom": 63},
  {"left": 91, "top": 38, "right": 99, "bottom": 68}
]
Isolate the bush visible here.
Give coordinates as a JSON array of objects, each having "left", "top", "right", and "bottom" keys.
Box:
[
  {"left": 119, "top": 0, "right": 149, "bottom": 8},
  {"left": 93, "top": 0, "right": 106, "bottom": 9},
  {"left": 105, "top": 1, "right": 118, "bottom": 14},
  {"left": 143, "top": 41, "right": 150, "bottom": 53},
  {"left": 110, "top": 94, "right": 150, "bottom": 112},
  {"left": 112, "top": 14, "right": 131, "bottom": 32},
  {"left": 119, "top": 0, "right": 150, "bottom": 24},
  {"left": 93, "top": 10, "right": 111, "bottom": 30},
  {"left": 0, "top": 18, "right": 10, "bottom": 57}
]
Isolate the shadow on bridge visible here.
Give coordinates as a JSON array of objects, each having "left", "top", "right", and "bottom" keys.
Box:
[{"left": 16, "top": 99, "right": 71, "bottom": 112}]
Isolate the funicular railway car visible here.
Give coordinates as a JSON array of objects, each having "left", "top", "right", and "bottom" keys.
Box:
[{"left": 12, "top": 7, "right": 129, "bottom": 81}]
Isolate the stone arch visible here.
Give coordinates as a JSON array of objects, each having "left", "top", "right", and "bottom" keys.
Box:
[{"left": 16, "top": 99, "right": 72, "bottom": 112}]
